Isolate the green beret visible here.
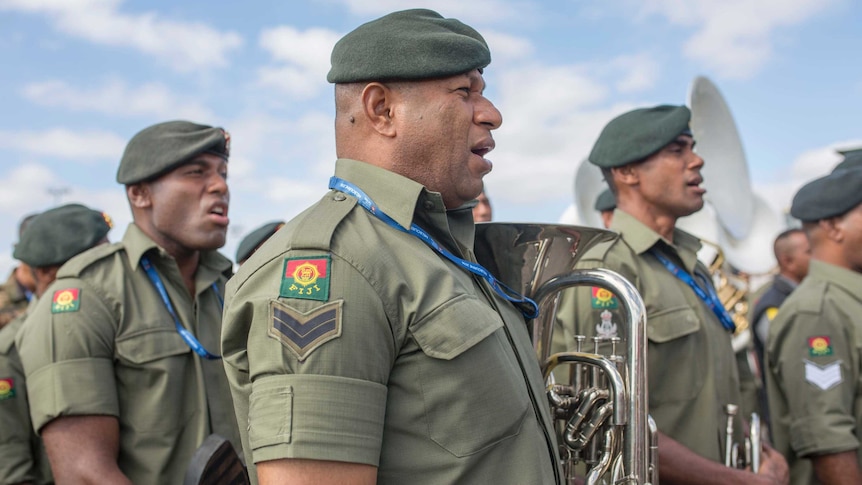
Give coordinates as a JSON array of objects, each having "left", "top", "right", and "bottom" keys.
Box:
[
  {"left": 13, "top": 203, "right": 112, "bottom": 267},
  {"left": 833, "top": 148, "right": 862, "bottom": 173},
  {"left": 589, "top": 105, "right": 692, "bottom": 168},
  {"left": 790, "top": 167, "right": 862, "bottom": 221},
  {"left": 594, "top": 188, "right": 616, "bottom": 212},
  {"left": 117, "top": 120, "right": 230, "bottom": 184},
  {"left": 236, "top": 221, "right": 284, "bottom": 263},
  {"left": 327, "top": 9, "right": 490, "bottom": 83}
]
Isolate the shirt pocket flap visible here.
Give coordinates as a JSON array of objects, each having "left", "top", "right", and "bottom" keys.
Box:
[
  {"left": 647, "top": 306, "right": 700, "bottom": 343},
  {"left": 116, "top": 326, "right": 191, "bottom": 364},
  {"left": 411, "top": 294, "right": 503, "bottom": 360}
]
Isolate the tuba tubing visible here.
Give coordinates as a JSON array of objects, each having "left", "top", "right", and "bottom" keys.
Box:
[{"left": 533, "top": 268, "right": 650, "bottom": 484}]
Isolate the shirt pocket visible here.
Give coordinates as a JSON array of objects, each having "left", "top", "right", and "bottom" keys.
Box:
[
  {"left": 115, "top": 326, "right": 193, "bottom": 432},
  {"left": 410, "top": 294, "right": 530, "bottom": 457},
  {"left": 646, "top": 305, "right": 705, "bottom": 405}
]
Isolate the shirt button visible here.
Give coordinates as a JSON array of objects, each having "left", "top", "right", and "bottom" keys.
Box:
[
  {"left": 334, "top": 193, "right": 347, "bottom": 201},
  {"left": 424, "top": 201, "right": 434, "bottom": 210}
]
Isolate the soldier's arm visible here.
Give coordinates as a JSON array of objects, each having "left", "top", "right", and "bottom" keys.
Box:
[
  {"left": 257, "top": 458, "right": 376, "bottom": 485},
  {"left": 658, "top": 432, "right": 788, "bottom": 485},
  {"left": 811, "top": 450, "right": 862, "bottom": 485},
  {"left": 41, "top": 415, "right": 132, "bottom": 485}
]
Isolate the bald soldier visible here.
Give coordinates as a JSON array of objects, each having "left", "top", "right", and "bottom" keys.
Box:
[
  {"left": 18, "top": 121, "right": 241, "bottom": 485},
  {"left": 221, "top": 9, "right": 562, "bottom": 485},
  {"left": 766, "top": 167, "right": 862, "bottom": 485},
  {"left": 0, "top": 204, "right": 112, "bottom": 485},
  {"left": 553, "top": 105, "right": 788, "bottom": 484}
]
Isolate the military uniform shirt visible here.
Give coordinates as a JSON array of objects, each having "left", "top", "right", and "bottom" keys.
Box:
[
  {"left": 17, "top": 224, "right": 240, "bottom": 485},
  {"left": 0, "top": 301, "right": 52, "bottom": 485},
  {"left": 0, "top": 271, "right": 29, "bottom": 328},
  {"left": 552, "top": 209, "right": 743, "bottom": 463},
  {"left": 222, "top": 158, "right": 562, "bottom": 485},
  {"left": 766, "top": 260, "right": 862, "bottom": 485}
]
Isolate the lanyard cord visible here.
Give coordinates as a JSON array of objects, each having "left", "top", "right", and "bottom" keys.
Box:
[
  {"left": 329, "top": 177, "right": 539, "bottom": 319},
  {"left": 649, "top": 249, "right": 736, "bottom": 332},
  {"left": 140, "top": 256, "right": 222, "bottom": 359}
]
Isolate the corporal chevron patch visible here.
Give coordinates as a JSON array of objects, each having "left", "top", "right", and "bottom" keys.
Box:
[{"left": 268, "top": 299, "right": 343, "bottom": 361}]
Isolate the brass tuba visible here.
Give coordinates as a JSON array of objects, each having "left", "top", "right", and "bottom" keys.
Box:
[{"left": 475, "top": 222, "right": 656, "bottom": 485}]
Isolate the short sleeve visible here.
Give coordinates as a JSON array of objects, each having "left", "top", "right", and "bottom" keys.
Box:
[
  {"left": 768, "top": 307, "right": 859, "bottom": 457},
  {"left": 0, "top": 330, "right": 39, "bottom": 484},
  {"left": 223, "top": 250, "right": 396, "bottom": 466},
  {"left": 17, "top": 279, "right": 119, "bottom": 432}
]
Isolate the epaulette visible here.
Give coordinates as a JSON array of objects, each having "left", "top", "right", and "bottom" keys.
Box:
[
  {"left": 790, "top": 281, "right": 826, "bottom": 316},
  {"left": 56, "top": 242, "right": 125, "bottom": 279},
  {"left": 287, "top": 193, "right": 358, "bottom": 251},
  {"left": 580, "top": 235, "right": 619, "bottom": 264}
]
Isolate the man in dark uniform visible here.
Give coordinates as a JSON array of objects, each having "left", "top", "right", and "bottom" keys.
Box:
[
  {"left": 18, "top": 121, "right": 241, "bottom": 485},
  {"left": 221, "top": 9, "right": 563, "bottom": 485},
  {"left": 0, "top": 204, "right": 112, "bottom": 485},
  {"left": 766, "top": 167, "right": 862, "bottom": 485},
  {"left": 553, "top": 105, "right": 788, "bottom": 484}
]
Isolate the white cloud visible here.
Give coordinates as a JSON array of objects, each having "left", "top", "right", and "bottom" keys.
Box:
[
  {"left": 256, "top": 26, "right": 341, "bottom": 97},
  {"left": 328, "top": 0, "right": 523, "bottom": 23},
  {"left": 21, "top": 79, "right": 215, "bottom": 120},
  {"left": 0, "top": 0, "right": 242, "bottom": 71},
  {"left": 0, "top": 128, "right": 125, "bottom": 161},
  {"left": 480, "top": 30, "right": 535, "bottom": 63},
  {"left": 640, "top": 0, "right": 835, "bottom": 79}
]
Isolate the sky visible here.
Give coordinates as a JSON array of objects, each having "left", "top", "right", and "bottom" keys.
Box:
[{"left": 0, "top": 0, "right": 860, "bottom": 279}]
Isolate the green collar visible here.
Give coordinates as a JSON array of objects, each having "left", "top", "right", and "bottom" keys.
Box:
[{"left": 609, "top": 209, "right": 703, "bottom": 273}]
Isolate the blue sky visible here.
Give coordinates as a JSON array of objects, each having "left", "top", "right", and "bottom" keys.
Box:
[{"left": 0, "top": 0, "right": 860, "bottom": 278}]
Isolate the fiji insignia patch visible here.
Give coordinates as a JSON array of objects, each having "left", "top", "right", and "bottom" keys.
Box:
[
  {"left": 595, "top": 310, "right": 618, "bottom": 338},
  {"left": 808, "top": 336, "right": 833, "bottom": 357},
  {"left": 52, "top": 288, "right": 81, "bottom": 313},
  {"left": 0, "top": 378, "right": 15, "bottom": 400},
  {"left": 591, "top": 287, "right": 618, "bottom": 309},
  {"left": 280, "top": 256, "right": 331, "bottom": 301},
  {"left": 268, "top": 299, "right": 343, "bottom": 361}
]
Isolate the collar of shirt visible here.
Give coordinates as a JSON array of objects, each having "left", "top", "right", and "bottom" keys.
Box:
[
  {"left": 122, "top": 223, "right": 233, "bottom": 293},
  {"left": 807, "top": 259, "right": 862, "bottom": 303},
  {"left": 334, "top": 158, "right": 476, "bottom": 257},
  {"left": 609, "top": 209, "right": 703, "bottom": 274}
]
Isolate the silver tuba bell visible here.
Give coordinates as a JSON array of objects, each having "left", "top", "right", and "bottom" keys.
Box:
[{"left": 475, "top": 222, "right": 657, "bottom": 485}]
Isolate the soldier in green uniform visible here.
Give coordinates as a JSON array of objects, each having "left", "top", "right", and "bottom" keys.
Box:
[
  {"left": 0, "top": 214, "right": 39, "bottom": 328},
  {"left": 594, "top": 187, "right": 616, "bottom": 228},
  {"left": 17, "top": 121, "right": 241, "bottom": 485},
  {"left": 235, "top": 221, "right": 284, "bottom": 266},
  {"left": 552, "top": 105, "right": 788, "bottom": 484},
  {"left": 221, "top": 9, "right": 563, "bottom": 485},
  {"left": 0, "top": 204, "right": 111, "bottom": 485},
  {"left": 765, "top": 167, "right": 862, "bottom": 485}
]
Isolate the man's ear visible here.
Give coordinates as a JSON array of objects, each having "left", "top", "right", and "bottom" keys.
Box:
[
  {"left": 361, "top": 82, "right": 397, "bottom": 138},
  {"left": 611, "top": 165, "right": 638, "bottom": 187},
  {"left": 819, "top": 217, "right": 843, "bottom": 243},
  {"left": 126, "top": 183, "right": 153, "bottom": 209}
]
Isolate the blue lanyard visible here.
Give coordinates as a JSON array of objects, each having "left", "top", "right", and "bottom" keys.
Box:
[
  {"left": 329, "top": 177, "right": 539, "bottom": 319},
  {"left": 140, "top": 256, "right": 222, "bottom": 359},
  {"left": 649, "top": 249, "right": 736, "bottom": 332}
]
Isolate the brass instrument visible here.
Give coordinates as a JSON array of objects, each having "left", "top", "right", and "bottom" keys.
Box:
[
  {"left": 723, "top": 405, "right": 762, "bottom": 473},
  {"left": 475, "top": 222, "right": 656, "bottom": 485}
]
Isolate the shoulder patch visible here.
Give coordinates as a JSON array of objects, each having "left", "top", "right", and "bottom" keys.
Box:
[
  {"left": 0, "top": 377, "right": 15, "bottom": 400},
  {"left": 52, "top": 288, "right": 81, "bottom": 313},
  {"left": 591, "top": 286, "right": 619, "bottom": 309},
  {"left": 808, "top": 336, "right": 833, "bottom": 357},
  {"left": 268, "top": 299, "right": 343, "bottom": 361},
  {"left": 280, "top": 256, "right": 331, "bottom": 301},
  {"left": 56, "top": 241, "right": 124, "bottom": 278}
]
